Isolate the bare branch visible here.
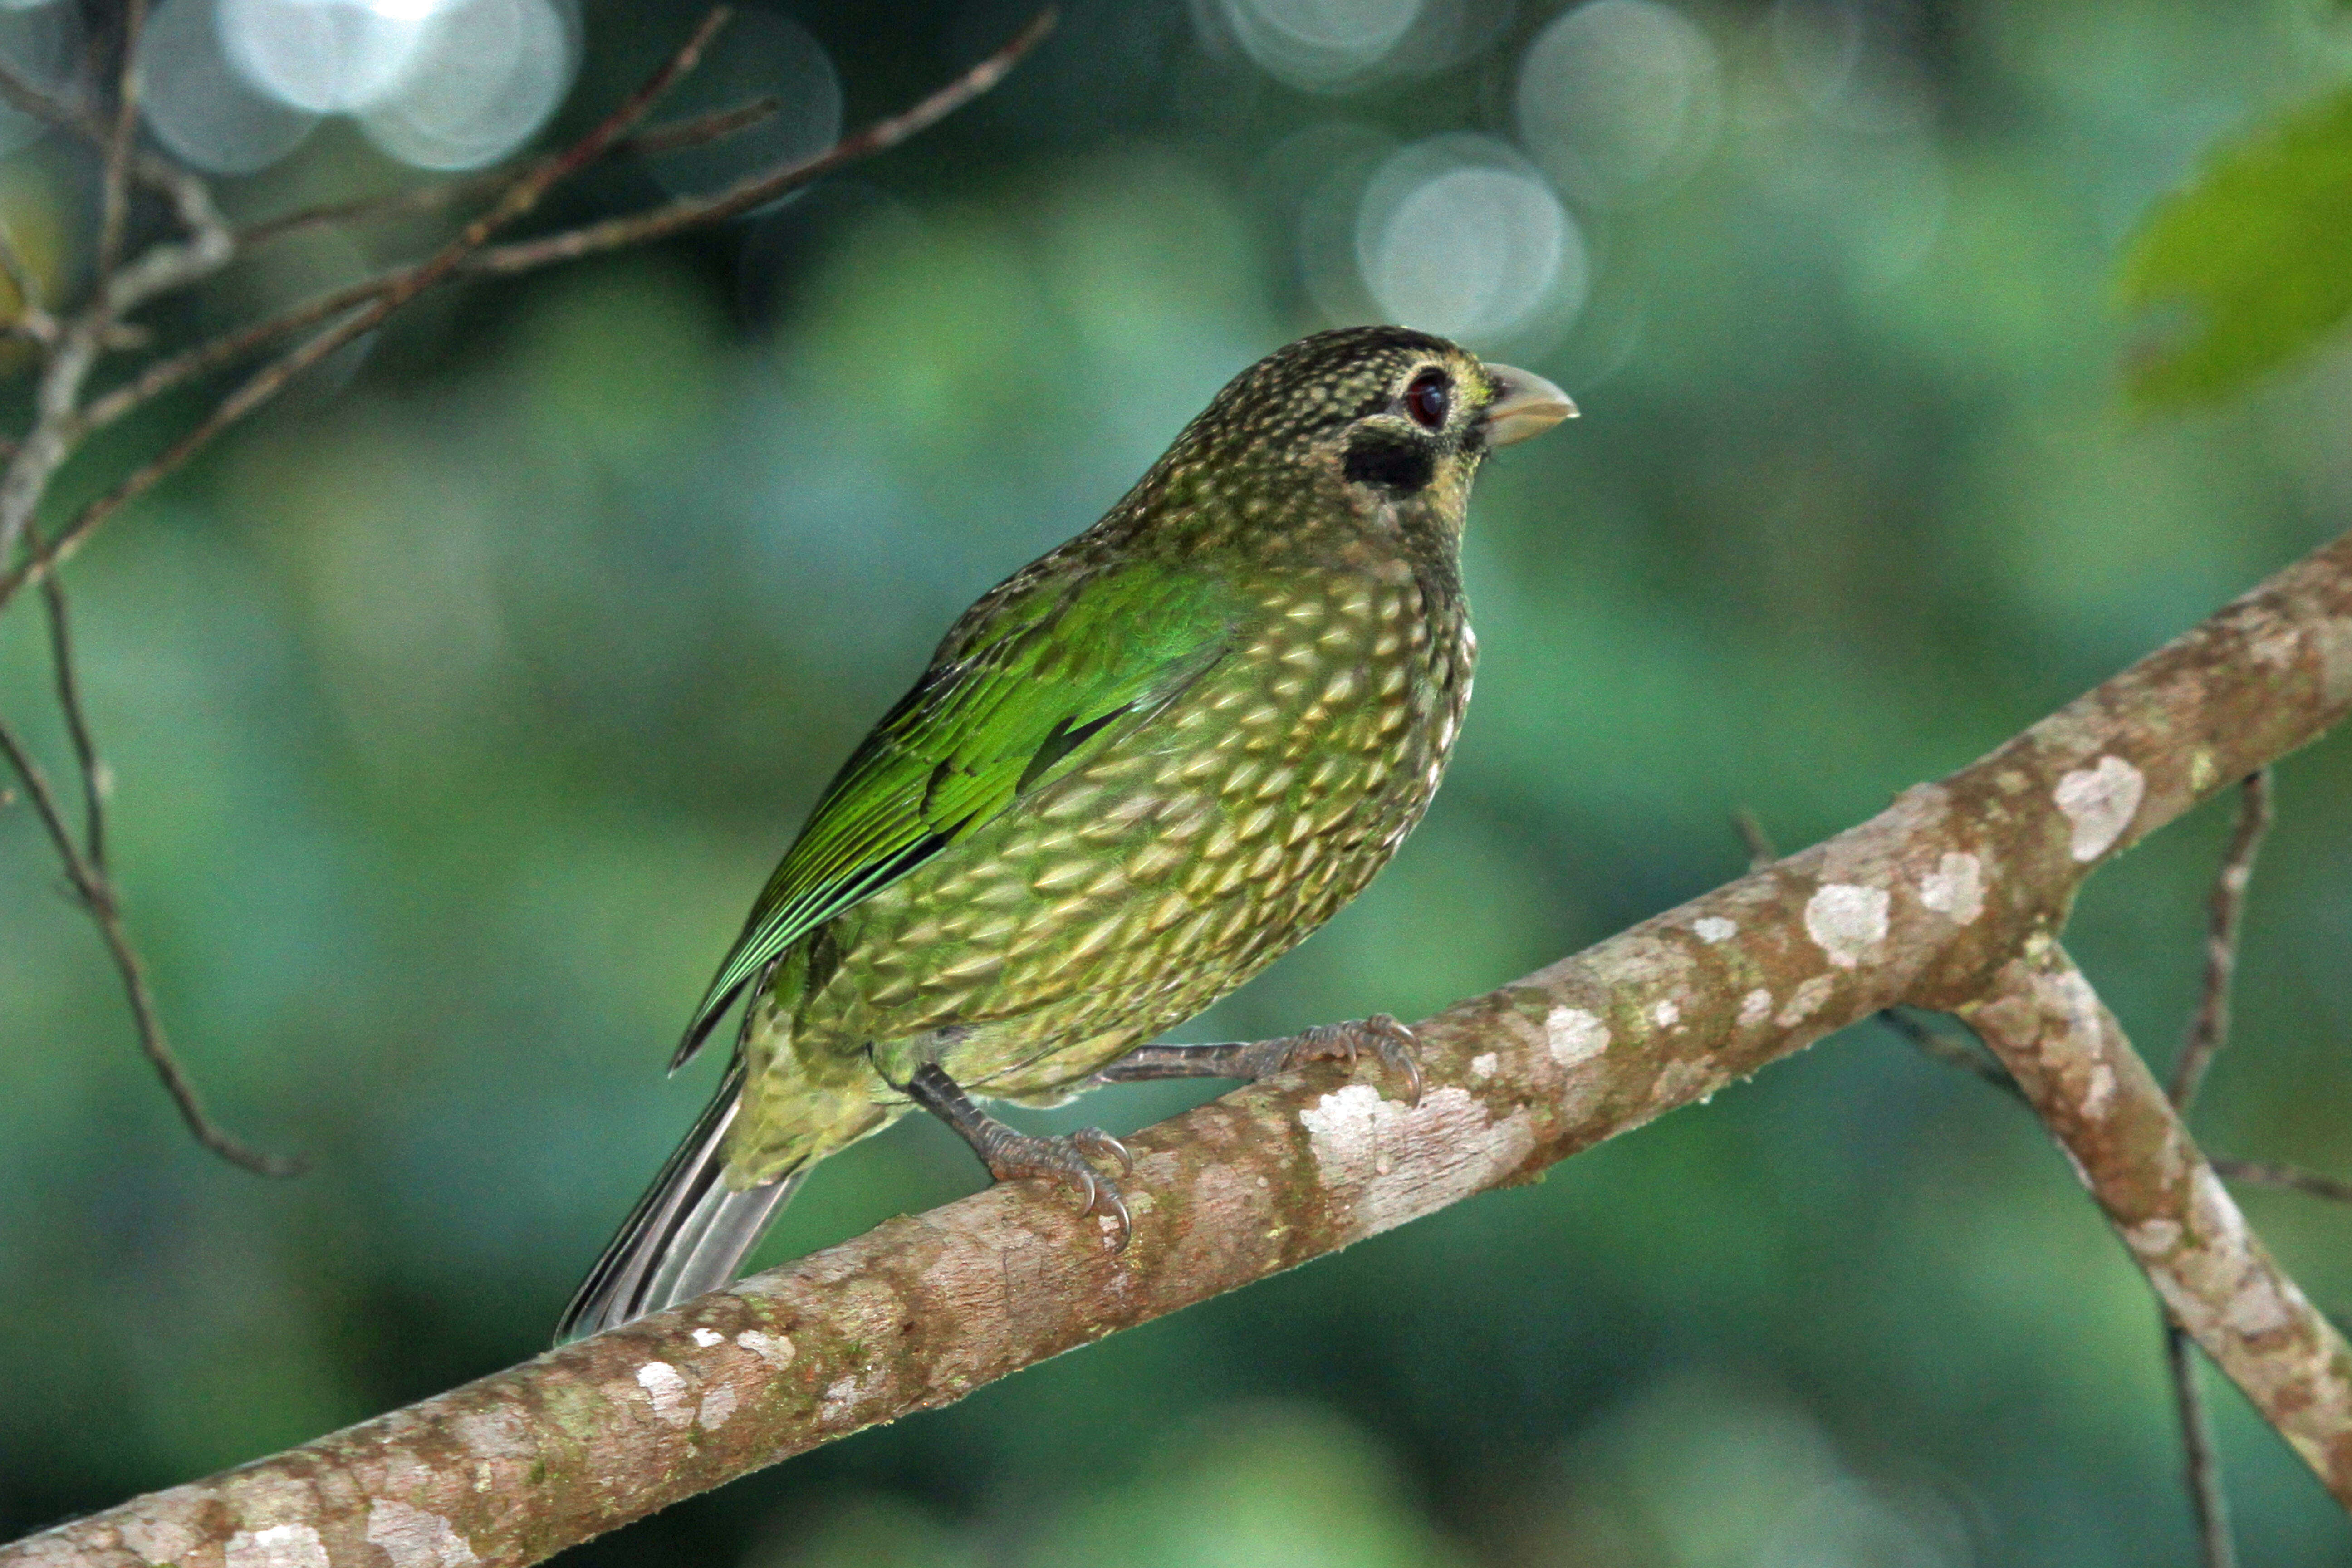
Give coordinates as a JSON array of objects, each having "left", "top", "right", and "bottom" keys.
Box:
[
  {"left": 466, "top": 7, "right": 1056, "bottom": 276},
  {"left": 2215, "top": 1158, "right": 2352, "bottom": 1205},
  {"left": 94, "top": 0, "right": 149, "bottom": 279},
  {"left": 0, "top": 57, "right": 83, "bottom": 142},
  {"left": 0, "top": 708, "right": 94, "bottom": 900},
  {"left": 2169, "top": 770, "right": 2274, "bottom": 1109},
  {"left": 1877, "top": 1009, "right": 2021, "bottom": 1099},
  {"left": 73, "top": 10, "right": 1055, "bottom": 443},
  {"left": 0, "top": 142, "right": 230, "bottom": 576},
  {"left": 0, "top": 709, "right": 295, "bottom": 1176},
  {"left": 13, "top": 524, "right": 2352, "bottom": 1568},
  {"left": 236, "top": 96, "right": 785, "bottom": 251},
  {"left": 1731, "top": 805, "right": 1776, "bottom": 871},
  {"left": 0, "top": 5, "right": 736, "bottom": 617},
  {"left": 40, "top": 573, "right": 104, "bottom": 867},
  {"left": 75, "top": 270, "right": 385, "bottom": 436},
  {"left": 1960, "top": 939, "right": 2352, "bottom": 1504},
  {"left": 2166, "top": 1321, "right": 2240, "bottom": 1568},
  {"left": 625, "top": 94, "right": 786, "bottom": 158}
]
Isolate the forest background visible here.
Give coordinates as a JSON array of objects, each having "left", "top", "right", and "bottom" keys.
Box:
[{"left": 5, "top": 0, "right": 2352, "bottom": 1563}]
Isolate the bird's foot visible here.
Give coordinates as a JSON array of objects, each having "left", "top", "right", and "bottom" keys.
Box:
[
  {"left": 1093, "top": 1014, "right": 1423, "bottom": 1106},
  {"left": 903, "top": 1062, "right": 1135, "bottom": 1249},
  {"left": 1274, "top": 1014, "right": 1425, "bottom": 1107},
  {"left": 974, "top": 1123, "right": 1135, "bottom": 1249}
]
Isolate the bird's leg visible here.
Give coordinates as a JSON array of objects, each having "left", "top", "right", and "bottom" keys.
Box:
[
  {"left": 904, "top": 1063, "right": 1135, "bottom": 1248},
  {"left": 1093, "top": 1014, "right": 1423, "bottom": 1107}
]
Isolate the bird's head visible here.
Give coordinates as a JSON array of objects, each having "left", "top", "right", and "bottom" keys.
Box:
[{"left": 1141, "top": 325, "right": 1576, "bottom": 550}]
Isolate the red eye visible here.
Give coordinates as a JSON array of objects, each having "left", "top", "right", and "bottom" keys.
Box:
[{"left": 1404, "top": 368, "right": 1450, "bottom": 430}]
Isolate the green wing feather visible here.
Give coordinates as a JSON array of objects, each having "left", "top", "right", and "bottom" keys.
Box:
[{"left": 671, "top": 562, "right": 1236, "bottom": 1068}]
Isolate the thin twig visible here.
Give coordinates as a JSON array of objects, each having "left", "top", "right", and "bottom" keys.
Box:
[
  {"left": 2169, "top": 771, "right": 2273, "bottom": 1110},
  {"left": 73, "top": 10, "right": 1054, "bottom": 443},
  {"left": 0, "top": 6, "right": 737, "bottom": 617},
  {"left": 1730, "top": 805, "right": 1775, "bottom": 871},
  {"left": 624, "top": 94, "right": 787, "bottom": 158},
  {"left": 2166, "top": 1321, "right": 2239, "bottom": 1568},
  {"left": 77, "top": 272, "right": 387, "bottom": 436},
  {"left": 0, "top": 708, "right": 91, "bottom": 897},
  {"left": 40, "top": 572, "right": 105, "bottom": 868},
  {"left": 1877, "top": 1009, "right": 2022, "bottom": 1099},
  {"left": 0, "top": 144, "right": 230, "bottom": 577},
  {"left": 94, "top": 0, "right": 149, "bottom": 280},
  {"left": 0, "top": 56, "right": 192, "bottom": 216},
  {"left": 0, "top": 57, "right": 82, "bottom": 141},
  {"left": 2214, "top": 1158, "right": 2352, "bottom": 1205},
  {"left": 236, "top": 96, "right": 785, "bottom": 250},
  {"left": 0, "top": 711, "right": 297, "bottom": 1175},
  {"left": 474, "top": 8, "right": 1054, "bottom": 275}
]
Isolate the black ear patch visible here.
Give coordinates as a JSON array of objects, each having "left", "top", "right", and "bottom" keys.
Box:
[{"left": 1343, "top": 432, "right": 1436, "bottom": 493}]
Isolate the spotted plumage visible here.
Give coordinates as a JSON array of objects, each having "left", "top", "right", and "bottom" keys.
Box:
[{"left": 559, "top": 326, "right": 1573, "bottom": 1340}]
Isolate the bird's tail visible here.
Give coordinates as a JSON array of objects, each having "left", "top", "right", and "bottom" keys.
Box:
[{"left": 556, "top": 1060, "right": 804, "bottom": 1343}]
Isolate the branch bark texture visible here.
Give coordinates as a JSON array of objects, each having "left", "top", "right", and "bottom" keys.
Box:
[
  {"left": 1962, "top": 939, "right": 2352, "bottom": 1495},
  {"left": 11, "top": 534, "right": 2352, "bottom": 1566}
]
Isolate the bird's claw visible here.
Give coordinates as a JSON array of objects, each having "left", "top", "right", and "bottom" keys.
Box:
[
  {"left": 981, "top": 1126, "right": 1134, "bottom": 1250},
  {"left": 1280, "top": 1014, "right": 1425, "bottom": 1107}
]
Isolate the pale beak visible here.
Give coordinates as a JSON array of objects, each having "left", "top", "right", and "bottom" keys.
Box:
[{"left": 1480, "top": 363, "right": 1577, "bottom": 446}]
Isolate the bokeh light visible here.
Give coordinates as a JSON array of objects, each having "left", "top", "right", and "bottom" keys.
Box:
[
  {"left": 1354, "top": 135, "right": 1583, "bottom": 343},
  {"left": 357, "top": 0, "right": 578, "bottom": 171},
  {"left": 219, "top": 0, "right": 434, "bottom": 113},
  {"left": 143, "top": 0, "right": 572, "bottom": 173},
  {"left": 1515, "top": 0, "right": 1722, "bottom": 207},
  {"left": 1773, "top": 0, "right": 1934, "bottom": 136},
  {"left": 139, "top": 0, "right": 320, "bottom": 175},
  {"left": 1213, "top": 0, "right": 1423, "bottom": 93}
]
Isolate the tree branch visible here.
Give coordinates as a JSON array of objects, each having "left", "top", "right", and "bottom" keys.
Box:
[
  {"left": 234, "top": 96, "right": 786, "bottom": 251},
  {"left": 0, "top": 5, "right": 734, "bottom": 622},
  {"left": 1877, "top": 1007, "right": 2020, "bottom": 1097},
  {"left": 2215, "top": 1158, "right": 2352, "bottom": 1205},
  {"left": 41, "top": 574, "right": 106, "bottom": 868},
  {"left": 0, "top": 705, "right": 294, "bottom": 1176},
  {"left": 69, "top": 9, "right": 1054, "bottom": 446},
  {"left": 1960, "top": 938, "right": 2352, "bottom": 1501},
  {"left": 0, "top": 138, "right": 230, "bottom": 576},
  {"left": 93, "top": 0, "right": 148, "bottom": 280},
  {"left": 12, "top": 524, "right": 2352, "bottom": 1568},
  {"left": 2167, "top": 1320, "right": 2239, "bottom": 1568},
  {"left": 2170, "top": 770, "right": 2273, "bottom": 1107},
  {"left": 49, "top": 5, "right": 1056, "bottom": 546}
]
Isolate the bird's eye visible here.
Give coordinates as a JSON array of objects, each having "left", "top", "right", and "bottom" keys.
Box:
[{"left": 1404, "top": 368, "right": 1450, "bottom": 430}]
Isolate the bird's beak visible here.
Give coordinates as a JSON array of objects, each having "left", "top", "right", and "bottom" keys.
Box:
[{"left": 1480, "top": 364, "right": 1577, "bottom": 446}]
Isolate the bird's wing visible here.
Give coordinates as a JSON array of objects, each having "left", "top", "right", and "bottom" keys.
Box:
[{"left": 671, "top": 564, "right": 1238, "bottom": 1068}]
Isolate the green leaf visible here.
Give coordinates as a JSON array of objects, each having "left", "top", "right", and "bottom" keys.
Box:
[{"left": 2118, "top": 83, "right": 2352, "bottom": 405}]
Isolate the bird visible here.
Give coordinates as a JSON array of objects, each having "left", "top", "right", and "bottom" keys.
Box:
[{"left": 557, "top": 324, "right": 1574, "bottom": 1341}]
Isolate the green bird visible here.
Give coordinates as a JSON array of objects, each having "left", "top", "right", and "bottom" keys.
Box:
[{"left": 558, "top": 325, "right": 1573, "bottom": 1340}]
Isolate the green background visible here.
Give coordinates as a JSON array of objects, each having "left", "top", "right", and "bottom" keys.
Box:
[{"left": 5, "top": 0, "right": 2352, "bottom": 1563}]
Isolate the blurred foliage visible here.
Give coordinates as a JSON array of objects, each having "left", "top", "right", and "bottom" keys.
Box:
[
  {"left": 4, "top": 0, "right": 2352, "bottom": 1566},
  {"left": 2121, "top": 83, "right": 2352, "bottom": 405}
]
